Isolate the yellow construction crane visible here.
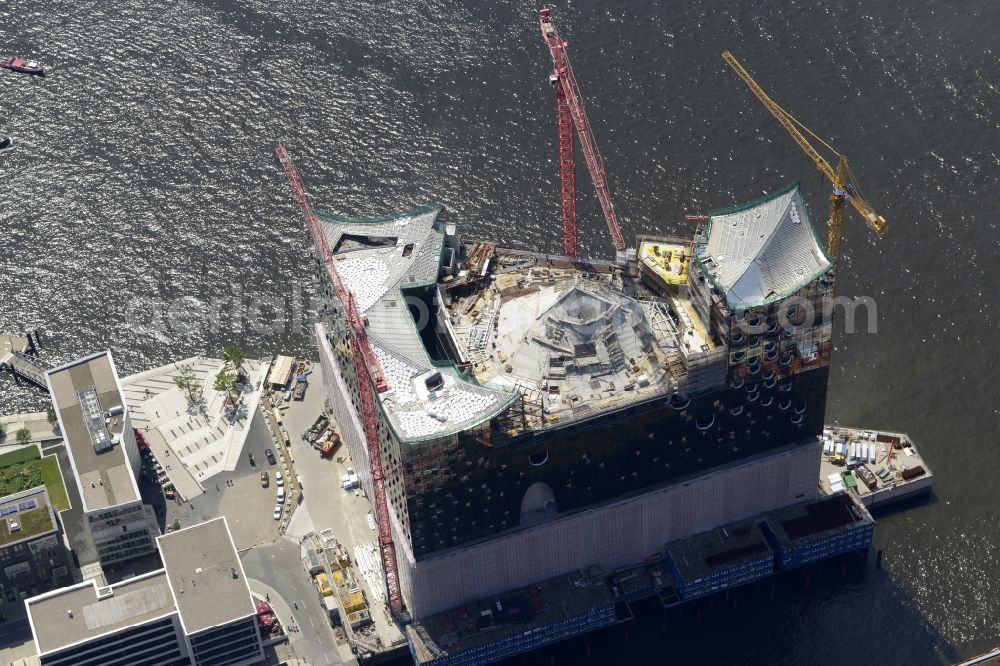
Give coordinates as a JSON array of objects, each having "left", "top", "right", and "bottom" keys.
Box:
[{"left": 721, "top": 51, "right": 887, "bottom": 264}]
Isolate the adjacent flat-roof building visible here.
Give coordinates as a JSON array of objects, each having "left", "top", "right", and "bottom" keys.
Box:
[
  {"left": 0, "top": 486, "right": 72, "bottom": 602},
  {"left": 46, "top": 351, "right": 159, "bottom": 565},
  {"left": 158, "top": 517, "right": 263, "bottom": 666},
  {"left": 26, "top": 517, "right": 263, "bottom": 666},
  {"left": 27, "top": 570, "right": 186, "bottom": 666}
]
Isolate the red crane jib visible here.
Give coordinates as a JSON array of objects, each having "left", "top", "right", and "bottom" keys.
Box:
[
  {"left": 275, "top": 144, "right": 403, "bottom": 615},
  {"left": 539, "top": 6, "right": 626, "bottom": 254},
  {"left": 275, "top": 145, "right": 391, "bottom": 393}
]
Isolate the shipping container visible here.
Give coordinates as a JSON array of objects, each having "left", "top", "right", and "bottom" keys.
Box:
[{"left": 855, "top": 465, "right": 879, "bottom": 491}]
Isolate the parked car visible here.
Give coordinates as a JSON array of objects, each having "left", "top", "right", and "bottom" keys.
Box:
[
  {"left": 265, "top": 449, "right": 276, "bottom": 465},
  {"left": 275, "top": 471, "right": 284, "bottom": 487},
  {"left": 277, "top": 487, "right": 286, "bottom": 503},
  {"left": 273, "top": 504, "right": 283, "bottom": 520},
  {"left": 260, "top": 471, "right": 269, "bottom": 488}
]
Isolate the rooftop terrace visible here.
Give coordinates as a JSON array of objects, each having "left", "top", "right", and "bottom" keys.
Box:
[{"left": 46, "top": 352, "right": 138, "bottom": 512}]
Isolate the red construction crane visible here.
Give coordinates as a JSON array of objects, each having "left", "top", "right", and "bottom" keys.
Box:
[
  {"left": 276, "top": 144, "right": 405, "bottom": 618},
  {"left": 539, "top": 5, "right": 626, "bottom": 256}
]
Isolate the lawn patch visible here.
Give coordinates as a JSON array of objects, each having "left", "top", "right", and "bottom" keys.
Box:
[
  {"left": 39, "top": 456, "right": 69, "bottom": 512},
  {"left": 0, "top": 506, "right": 54, "bottom": 545}
]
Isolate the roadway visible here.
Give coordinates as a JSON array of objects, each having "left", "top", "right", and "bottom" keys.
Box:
[
  {"left": 276, "top": 368, "right": 406, "bottom": 651},
  {"left": 240, "top": 540, "right": 345, "bottom": 666}
]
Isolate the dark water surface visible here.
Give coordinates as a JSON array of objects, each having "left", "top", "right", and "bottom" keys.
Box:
[{"left": 3, "top": 1, "right": 1000, "bottom": 663}]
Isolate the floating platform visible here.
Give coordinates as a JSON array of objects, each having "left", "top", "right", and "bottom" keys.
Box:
[{"left": 819, "top": 425, "right": 933, "bottom": 509}]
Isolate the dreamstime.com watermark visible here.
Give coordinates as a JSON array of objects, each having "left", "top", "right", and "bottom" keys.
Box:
[{"left": 125, "top": 284, "right": 879, "bottom": 340}]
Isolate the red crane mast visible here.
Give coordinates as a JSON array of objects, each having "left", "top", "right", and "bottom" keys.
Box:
[
  {"left": 539, "top": 5, "right": 626, "bottom": 256},
  {"left": 276, "top": 144, "right": 405, "bottom": 618}
]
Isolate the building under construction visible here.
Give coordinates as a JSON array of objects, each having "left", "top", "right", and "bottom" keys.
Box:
[
  {"left": 312, "top": 180, "right": 834, "bottom": 621},
  {"left": 280, "top": 6, "right": 889, "bottom": 662}
]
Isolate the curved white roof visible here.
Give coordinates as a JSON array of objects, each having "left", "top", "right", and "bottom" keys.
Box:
[
  {"left": 698, "top": 184, "right": 832, "bottom": 308},
  {"left": 317, "top": 206, "right": 517, "bottom": 442}
]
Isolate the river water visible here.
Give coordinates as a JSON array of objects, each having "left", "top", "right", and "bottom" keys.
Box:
[{"left": 2, "top": 0, "right": 999, "bottom": 663}]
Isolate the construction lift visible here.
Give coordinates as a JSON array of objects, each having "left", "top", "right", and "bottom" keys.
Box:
[
  {"left": 721, "top": 51, "right": 888, "bottom": 266},
  {"left": 539, "top": 6, "right": 626, "bottom": 257},
  {"left": 276, "top": 144, "right": 407, "bottom": 620}
]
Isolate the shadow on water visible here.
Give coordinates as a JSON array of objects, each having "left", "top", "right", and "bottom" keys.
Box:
[
  {"left": 501, "top": 552, "right": 961, "bottom": 666},
  {"left": 866, "top": 490, "right": 939, "bottom": 518}
]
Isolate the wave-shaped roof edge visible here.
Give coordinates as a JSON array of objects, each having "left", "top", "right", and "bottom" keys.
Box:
[
  {"left": 695, "top": 182, "right": 833, "bottom": 309},
  {"left": 316, "top": 203, "right": 519, "bottom": 443}
]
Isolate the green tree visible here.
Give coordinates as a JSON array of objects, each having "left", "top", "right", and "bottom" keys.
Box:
[
  {"left": 214, "top": 368, "right": 238, "bottom": 402},
  {"left": 46, "top": 406, "right": 57, "bottom": 424},
  {"left": 173, "top": 366, "right": 200, "bottom": 404},
  {"left": 222, "top": 346, "right": 246, "bottom": 381},
  {"left": 15, "top": 428, "right": 31, "bottom": 445}
]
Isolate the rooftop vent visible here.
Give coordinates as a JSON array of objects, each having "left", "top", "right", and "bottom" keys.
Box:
[{"left": 424, "top": 371, "right": 444, "bottom": 391}]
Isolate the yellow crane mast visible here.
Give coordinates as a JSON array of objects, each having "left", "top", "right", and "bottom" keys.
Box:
[{"left": 721, "top": 51, "right": 887, "bottom": 265}]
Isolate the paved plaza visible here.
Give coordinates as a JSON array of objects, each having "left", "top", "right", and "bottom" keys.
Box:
[{"left": 121, "top": 356, "right": 270, "bottom": 500}]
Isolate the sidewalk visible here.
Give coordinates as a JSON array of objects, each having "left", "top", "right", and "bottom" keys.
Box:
[{"left": 0, "top": 412, "right": 60, "bottom": 445}]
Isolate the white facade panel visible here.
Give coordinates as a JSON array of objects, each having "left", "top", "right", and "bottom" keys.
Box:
[{"left": 401, "top": 440, "right": 819, "bottom": 619}]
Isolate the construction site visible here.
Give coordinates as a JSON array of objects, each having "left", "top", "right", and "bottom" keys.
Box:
[{"left": 273, "top": 6, "right": 895, "bottom": 664}]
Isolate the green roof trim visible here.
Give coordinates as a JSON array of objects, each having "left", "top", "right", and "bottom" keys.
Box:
[
  {"left": 706, "top": 181, "right": 802, "bottom": 219},
  {"left": 317, "top": 204, "right": 518, "bottom": 444},
  {"left": 316, "top": 202, "right": 446, "bottom": 227},
  {"left": 387, "top": 285, "right": 518, "bottom": 444},
  {"left": 692, "top": 182, "right": 833, "bottom": 310}
]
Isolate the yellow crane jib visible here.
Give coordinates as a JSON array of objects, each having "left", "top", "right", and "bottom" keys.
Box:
[{"left": 720, "top": 50, "right": 887, "bottom": 264}]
